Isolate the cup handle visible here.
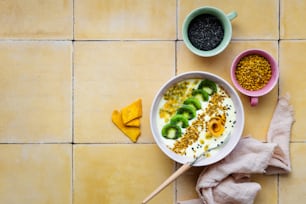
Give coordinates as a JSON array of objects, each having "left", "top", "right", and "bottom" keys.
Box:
[
  {"left": 227, "top": 11, "right": 237, "bottom": 21},
  {"left": 250, "top": 97, "right": 258, "bottom": 106}
]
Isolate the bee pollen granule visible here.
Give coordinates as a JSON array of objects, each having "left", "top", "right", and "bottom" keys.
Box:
[{"left": 235, "top": 54, "right": 272, "bottom": 91}]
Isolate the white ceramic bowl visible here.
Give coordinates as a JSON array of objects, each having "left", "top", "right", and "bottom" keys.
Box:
[{"left": 150, "top": 71, "right": 244, "bottom": 166}]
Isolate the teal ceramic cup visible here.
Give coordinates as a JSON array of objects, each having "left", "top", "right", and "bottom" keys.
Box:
[{"left": 182, "top": 7, "right": 237, "bottom": 57}]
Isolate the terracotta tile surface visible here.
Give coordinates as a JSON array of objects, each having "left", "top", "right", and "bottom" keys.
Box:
[
  {"left": 74, "top": 41, "right": 175, "bottom": 143},
  {"left": 74, "top": 144, "right": 174, "bottom": 204},
  {"left": 178, "top": 0, "right": 279, "bottom": 40},
  {"left": 279, "top": 143, "right": 306, "bottom": 203},
  {"left": 279, "top": 40, "right": 306, "bottom": 141},
  {"left": 0, "top": 144, "right": 72, "bottom": 204},
  {"left": 252, "top": 175, "right": 278, "bottom": 204},
  {"left": 176, "top": 166, "right": 203, "bottom": 201},
  {"left": 0, "top": 41, "right": 72, "bottom": 143},
  {"left": 0, "top": 0, "right": 73, "bottom": 39},
  {"left": 0, "top": 1, "right": 304, "bottom": 204},
  {"left": 75, "top": 0, "right": 176, "bottom": 40},
  {"left": 177, "top": 40, "right": 279, "bottom": 141},
  {"left": 280, "top": 0, "right": 306, "bottom": 39}
]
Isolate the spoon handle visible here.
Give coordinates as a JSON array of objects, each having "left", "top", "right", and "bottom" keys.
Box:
[{"left": 142, "top": 163, "right": 192, "bottom": 204}]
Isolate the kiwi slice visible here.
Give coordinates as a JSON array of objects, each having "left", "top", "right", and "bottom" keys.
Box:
[
  {"left": 176, "top": 105, "right": 196, "bottom": 120},
  {"left": 198, "top": 79, "right": 217, "bottom": 95},
  {"left": 170, "top": 114, "right": 189, "bottom": 128},
  {"left": 161, "top": 123, "right": 182, "bottom": 139},
  {"left": 183, "top": 97, "right": 201, "bottom": 110},
  {"left": 192, "top": 89, "right": 209, "bottom": 102}
]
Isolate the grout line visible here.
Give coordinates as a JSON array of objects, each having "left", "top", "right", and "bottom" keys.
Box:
[
  {"left": 0, "top": 39, "right": 73, "bottom": 42},
  {"left": 0, "top": 140, "right": 302, "bottom": 145},
  {"left": 71, "top": 142, "right": 74, "bottom": 204},
  {"left": 71, "top": 40, "right": 75, "bottom": 144},
  {"left": 0, "top": 142, "right": 73, "bottom": 145},
  {"left": 0, "top": 141, "right": 157, "bottom": 145},
  {"left": 176, "top": 0, "right": 179, "bottom": 41},
  {"left": 278, "top": 0, "right": 281, "bottom": 40},
  {"left": 174, "top": 0, "right": 179, "bottom": 77},
  {"left": 72, "top": 1, "right": 75, "bottom": 202},
  {"left": 277, "top": 0, "right": 281, "bottom": 99},
  {"left": 277, "top": 174, "right": 280, "bottom": 204},
  {"left": 72, "top": 0, "right": 75, "bottom": 40},
  {"left": 71, "top": 0, "right": 75, "bottom": 201},
  {"left": 2, "top": 38, "right": 306, "bottom": 43},
  {"left": 277, "top": 39, "right": 280, "bottom": 98},
  {"left": 174, "top": 0, "right": 178, "bottom": 191},
  {"left": 175, "top": 40, "right": 178, "bottom": 76},
  {"left": 72, "top": 142, "right": 157, "bottom": 145},
  {"left": 0, "top": 39, "right": 179, "bottom": 42}
]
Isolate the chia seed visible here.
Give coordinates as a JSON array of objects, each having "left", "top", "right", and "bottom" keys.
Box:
[{"left": 188, "top": 14, "right": 224, "bottom": 51}]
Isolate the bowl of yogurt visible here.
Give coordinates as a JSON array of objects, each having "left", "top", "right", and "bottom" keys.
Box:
[{"left": 150, "top": 71, "right": 244, "bottom": 166}]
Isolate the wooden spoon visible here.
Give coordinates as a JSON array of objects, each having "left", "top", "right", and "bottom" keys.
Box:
[{"left": 142, "top": 140, "right": 228, "bottom": 204}]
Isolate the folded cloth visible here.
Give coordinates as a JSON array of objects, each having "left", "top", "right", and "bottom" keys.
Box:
[{"left": 178, "top": 95, "right": 295, "bottom": 204}]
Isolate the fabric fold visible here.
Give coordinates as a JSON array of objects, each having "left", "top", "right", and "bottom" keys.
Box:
[{"left": 178, "top": 95, "right": 295, "bottom": 204}]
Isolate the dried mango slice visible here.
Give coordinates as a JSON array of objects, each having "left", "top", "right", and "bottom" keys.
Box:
[
  {"left": 125, "top": 118, "right": 141, "bottom": 127},
  {"left": 121, "top": 98, "right": 142, "bottom": 124},
  {"left": 112, "top": 110, "right": 140, "bottom": 143},
  {"left": 207, "top": 117, "right": 225, "bottom": 137}
]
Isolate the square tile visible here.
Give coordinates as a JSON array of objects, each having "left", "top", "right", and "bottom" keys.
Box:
[
  {"left": 0, "top": 0, "right": 73, "bottom": 39},
  {"left": 252, "top": 174, "right": 278, "bottom": 204},
  {"left": 177, "top": 166, "right": 203, "bottom": 201},
  {"left": 0, "top": 42, "right": 72, "bottom": 143},
  {"left": 74, "top": 41, "right": 175, "bottom": 143},
  {"left": 279, "top": 143, "right": 306, "bottom": 203},
  {"left": 73, "top": 144, "right": 174, "bottom": 204},
  {"left": 279, "top": 40, "right": 305, "bottom": 141},
  {"left": 178, "top": 0, "right": 279, "bottom": 40},
  {"left": 0, "top": 1, "right": 304, "bottom": 204},
  {"left": 177, "top": 40, "right": 279, "bottom": 141},
  {"left": 0, "top": 144, "right": 72, "bottom": 204},
  {"left": 280, "top": 0, "right": 306, "bottom": 39},
  {"left": 74, "top": 0, "right": 176, "bottom": 40}
]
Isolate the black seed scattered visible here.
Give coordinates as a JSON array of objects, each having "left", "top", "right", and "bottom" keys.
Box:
[{"left": 188, "top": 14, "right": 224, "bottom": 51}]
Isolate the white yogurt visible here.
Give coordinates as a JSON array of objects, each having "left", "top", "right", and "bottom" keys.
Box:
[{"left": 156, "top": 79, "right": 237, "bottom": 159}]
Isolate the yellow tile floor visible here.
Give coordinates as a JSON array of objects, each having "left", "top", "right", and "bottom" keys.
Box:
[{"left": 0, "top": 0, "right": 305, "bottom": 204}]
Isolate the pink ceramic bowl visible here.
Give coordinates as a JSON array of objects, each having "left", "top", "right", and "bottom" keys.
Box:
[{"left": 230, "top": 49, "right": 279, "bottom": 106}]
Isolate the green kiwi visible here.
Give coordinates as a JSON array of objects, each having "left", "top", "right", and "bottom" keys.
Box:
[
  {"left": 183, "top": 97, "right": 201, "bottom": 110},
  {"left": 161, "top": 123, "right": 182, "bottom": 139},
  {"left": 192, "top": 89, "right": 209, "bottom": 102},
  {"left": 198, "top": 79, "right": 217, "bottom": 95},
  {"left": 176, "top": 105, "right": 196, "bottom": 120},
  {"left": 170, "top": 114, "right": 189, "bottom": 128}
]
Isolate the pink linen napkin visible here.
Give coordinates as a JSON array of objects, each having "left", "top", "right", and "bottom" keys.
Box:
[{"left": 178, "top": 95, "right": 295, "bottom": 204}]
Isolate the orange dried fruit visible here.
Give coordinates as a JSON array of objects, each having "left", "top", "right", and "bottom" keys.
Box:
[
  {"left": 111, "top": 110, "right": 140, "bottom": 143},
  {"left": 125, "top": 118, "right": 141, "bottom": 127},
  {"left": 208, "top": 117, "right": 225, "bottom": 137},
  {"left": 121, "top": 98, "right": 142, "bottom": 124}
]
